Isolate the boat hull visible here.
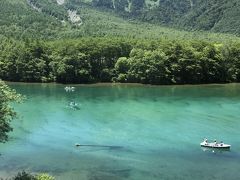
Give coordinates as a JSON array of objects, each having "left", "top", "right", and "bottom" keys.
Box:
[{"left": 200, "top": 142, "right": 231, "bottom": 149}]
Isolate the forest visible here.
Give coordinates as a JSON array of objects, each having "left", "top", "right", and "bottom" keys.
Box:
[{"left": 1, "top": 37, "right": 240, "bottom": 85}]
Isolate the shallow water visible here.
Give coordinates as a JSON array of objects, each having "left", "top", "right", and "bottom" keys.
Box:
[{"left": 0, "top": 83, "right": 240, "bottom": 180}]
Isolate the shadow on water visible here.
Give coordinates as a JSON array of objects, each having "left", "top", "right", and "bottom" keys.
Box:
[
  {"left": 200, "top": 146, "right": 240, "bottom": 160},
  {"left": 19, "top": 126, "right": 32, "bottom": 134},
  {"left": 201, "top": 147, "right": 231, "bottom": 154},
  {"left": 74, "top": 144, "right": 135, "bottom": 154},
  {"left": 75, "top": 144, "right": 123, "bottom": 149}
]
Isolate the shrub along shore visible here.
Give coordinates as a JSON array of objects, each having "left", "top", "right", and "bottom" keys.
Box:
[{"left": 1, "top": 37, "right": 240, "bottom": 85}]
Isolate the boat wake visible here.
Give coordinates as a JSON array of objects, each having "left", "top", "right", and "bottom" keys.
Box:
[{"left": 75, "top": 143, "right": 123, "bottom": 150}]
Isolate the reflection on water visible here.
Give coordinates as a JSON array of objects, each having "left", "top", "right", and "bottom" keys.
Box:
[{"left": 0, "top": 83, "right": 240, "bottom": 180}]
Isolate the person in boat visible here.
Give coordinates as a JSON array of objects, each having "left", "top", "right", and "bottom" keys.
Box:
[
  {"left": 70, "top": 101, "right": 77, "bottom": 106},
  {"left": 220, "top": 141, "right": 223, "bottom": 146},
  {"left": 204, "top": 138, "right": 208, "bottom": 145},
  {"left": 214, "top": 139, "right": 218, "bottom": 146}
]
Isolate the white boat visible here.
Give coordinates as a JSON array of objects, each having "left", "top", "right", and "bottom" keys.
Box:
[
  {"left": 200, "top": 142, "right": 231, "bottom": 149},
  {"left": 64, "top": 86, "right": 75, "bottom": 92}
]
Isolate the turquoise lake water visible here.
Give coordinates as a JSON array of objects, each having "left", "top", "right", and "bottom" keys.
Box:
[{"left": 0, "top": 83, "right": 240, "bottom": 180}]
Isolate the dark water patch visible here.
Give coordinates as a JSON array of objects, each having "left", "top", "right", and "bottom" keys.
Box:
[
  {"left": 17, "top": 126, "right": 32, "bottom": 135},
  {"left": 89, "top": 173, "right": 122, "bottom": 180},
  {"left": 134, "top": 169, "right": 165, "bottom": 180},
  {"left": 0, "top": 162, "right": 29, "bottom": 172},
  {"left": 109, "top": 147, "right": 134, "bottom": 153},
  {"left": 202, "top": 148, "right": 240, "bottom": 159},
  {"left": 8, "top": 136, "right": 22, "bottom": 142},
  {"left": 147, "top": 146, "right": 239, "bottom": 164},
  {"left": 106, "top": 169, "right": 131, "bottom": 178},
  {"left": 76, "top": 147, "right": 113, "bottom": 153},
  {"left": 75, "top": 145, "right": 126, "bottom": 154},
  {"left": 31, "top": 166, "right": 65, "bottom": 175},
  {"left": 88, "top": 168, "right": 131, "bottom": 180},
  {"left": 75, "top": 144, "right": 123, "bottom": 149},
  {"left": 24, "top": 141, "right": 47, "bottom": 149}
]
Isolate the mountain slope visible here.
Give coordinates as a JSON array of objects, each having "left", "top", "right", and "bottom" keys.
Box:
[
  {"left": 78, "top": 0, "right": 240, "bottom": 35},
  {"left": 177, "top": 0, "right": 240, "bottom": 34},
  {"left": 0, "top": 0, "right": 239, "bottom": 42},
  {"left": 0, "top": 0, "right": 68, "bottom": 39}
]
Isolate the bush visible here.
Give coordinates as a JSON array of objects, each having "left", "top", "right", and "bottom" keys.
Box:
[
  {"left": 35, "top": 174, "right": 55, "bottom": 180},
  {"left": 13, "top": 171, "right": 35, "bottom": 180},
  {"left": 10, "top": 171, "right": 55, "bottom": 180}
]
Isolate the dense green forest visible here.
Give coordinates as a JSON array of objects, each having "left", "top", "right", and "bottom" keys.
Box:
[{"left": 1, "top": 37, "right": 240, "bottom": 84}]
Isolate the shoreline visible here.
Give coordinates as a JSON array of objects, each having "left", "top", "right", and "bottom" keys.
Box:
[{"left": 5, "top": 81, "right": 240, "bottom": 88}]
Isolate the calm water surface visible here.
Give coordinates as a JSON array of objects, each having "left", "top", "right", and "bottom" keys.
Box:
[{"left": 0, "top": 83, "right": 240, "bottom": 180}]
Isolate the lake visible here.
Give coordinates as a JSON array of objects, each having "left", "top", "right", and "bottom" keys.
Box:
[{"left": 0, "top": 83, "right": 240, "bottom": 180}]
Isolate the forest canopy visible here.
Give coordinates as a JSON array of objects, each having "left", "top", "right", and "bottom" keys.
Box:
[
  {"left": 0, "top": 37, "right": 240, "bottom": 85},
  {"left": 0, "top": 0, "right": 240, "bottom": 85}
]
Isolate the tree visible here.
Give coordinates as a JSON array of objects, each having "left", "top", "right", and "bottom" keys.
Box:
[
  {"left": 13, "top": 171, "right": 35, "bottom": 180},
  {"left": 0, "top": 80, "right": 22, "bottom": 143},
  {"left": 12, "top": 171, "right": 55, "bottom": 180},
  {"left": 50, "top": 52, "right": 92, "bottom": 83},
  {"left": 35, "top": 173, "right": 55, "bottom": 180},
  {"left": 92, "top": 0, "right": 114, "bottom": 9},
  {"left": 130, "top": 0, "right": 145, "bottom": 14},
  {"left": 114, "top": 0, "right": 128, "bottom": 11}
]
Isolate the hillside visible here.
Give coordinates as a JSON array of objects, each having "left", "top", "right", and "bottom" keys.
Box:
[
  {"left": 76, "top": 0, "right": 240, "bottom": 35},
  {"left": 0, "top": 0, "right": 240, "bottom": 42}
]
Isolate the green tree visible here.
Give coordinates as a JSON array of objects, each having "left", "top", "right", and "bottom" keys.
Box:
[
  {"left": 50, "top": 52, "right": 92, "bottom": 83},
  {"left": 35, "top": 173, "right": 55, "bottom": 180},
  {"left": 92, "top": 0, "right": 114, "bottom": 8},
  {"left": 115, "top": 57, "right": 130, "bottom": 82},
  {"left": 13, "top": 171, "right": 35, "bottom": 180},
  {"left": 130, "top": 0, "right": 145, "bottom": 14},
  {"left": 114, "top": 0, "right": 128, "bottom": 11},
  {"left": 0, "top": 80, "right": 22, "bottom": 143},
  {"left": 12, "top": 171, "right": 55, "bottom": 180}
]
